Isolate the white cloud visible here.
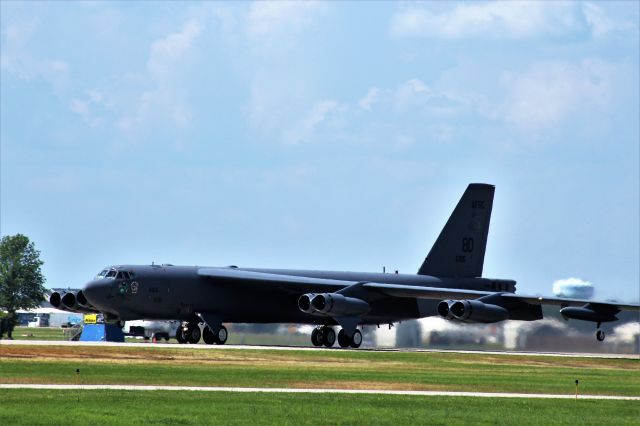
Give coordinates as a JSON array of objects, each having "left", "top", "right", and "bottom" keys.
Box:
[
  {"left": 279, "top": 79, "right": 472, "bottom": 146},
  {"left": 358, "top": 87, "right": 380, "bottom": 111},
  {"left": 247, "top": 1, "right": 323, "bottom": 39},
  {"left": 2, "top": 18, "right": 38, "bottom": 45},
  {"left": 117, "top": 19, "right": 204, "bottom": 135},
  {"left": 235, "top": 2, "right": 330, "bottom": 141},
  {"left": 147, "top": 19, "right": 203, "bottom": 80},
  {"left": 283, "top": 99, "right": 347, "bottom": 144},
  {"left": 69, "top": 89, "right": 108, "bottom": 128},
  {"left": 389, "top": 1, "right": 632, "bottom": 40},
  {"left": 1, "top": 19, "right": 70, "bottom": 91},
  {"left": 391, "top": 79, "right": 475, "bottom": 118},
  {"left": 394, "top": 78, "right": 431, "bottom": 109},
  {"left": 502, "top": 59, "right": 613, "bottom": 129},
  {"left": 582, "top": 2, "right": 638, "bottom": 40},
  {"left": 4, "top": 5, "right": 239, "bottom": 138},
  {"left": 70, "top": 99, "right": 95, "bottom": 127},
  {"left": 273, "top": 57, "right": 619, "bottom": 146}
]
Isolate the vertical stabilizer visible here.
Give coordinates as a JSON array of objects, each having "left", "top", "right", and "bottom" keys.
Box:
[{"left": 418, "top": 184, "right": 494, "bottom": 278}]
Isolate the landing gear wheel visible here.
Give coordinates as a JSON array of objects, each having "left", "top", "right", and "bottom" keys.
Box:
[
  {"left": 203, "top": 326, "right": 216, "bottom": 345},
  {"left": 186, "top": 323, "right": 201, "bottom": 344},
  {"left": 215, "top": 326, "right": 228, "bottom": 345},
  {"left": 337, "top": 329, "right": 351, "bottom": 348},
  {"left": 311, "top": 328, "right": 323, "bottom": 346},
  {"left": 350, "top": 329, "right": 362, "bottom": 348},
  {"left": 596, "top": 329, "right": 605, "bottom": 342},
  {"left": 176, "top": 325, "right": 187, "bottom": 344},
  {"left": 322, "top": 327, "right": 336, "bottom": 347}
]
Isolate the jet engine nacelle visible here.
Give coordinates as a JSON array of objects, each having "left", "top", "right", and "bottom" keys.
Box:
[
  {"left": 49, "top": 292, "right": 63, "bottom": 309},
  {"left": 300, "top": 293, "right": 370, "bottom": 316},
  {"left": 49, "top": 291, "right": 79, "bottom": 312},
  {"left": 62, "top": 291, "right": 78, "bottom": 310},
  {"left": 443, "top": 300, "right": 509, "bottom": 323},
  {"left": 298, "top": 293, "right": 318, "bottom": 314},
  {"left": 51, "top": 290, "right": 95, "bottom": 313},
  {"left": 75, "top": 290, "right": 95, "bottom": 310},
  {"left": 436, "top": 300, "right": 457, "bottom": 320}
]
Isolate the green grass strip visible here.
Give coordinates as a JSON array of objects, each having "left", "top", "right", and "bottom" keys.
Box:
[
  {"left": 0, "top": 389, "right": 638, "bottom": 425},
  {"left": 2, "top": 345, "right": 638, "bottom": 395}
]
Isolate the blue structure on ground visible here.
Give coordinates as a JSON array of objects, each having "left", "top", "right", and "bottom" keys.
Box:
[{"left": 80, "top": 323, "right": 125, "bottom": 342}]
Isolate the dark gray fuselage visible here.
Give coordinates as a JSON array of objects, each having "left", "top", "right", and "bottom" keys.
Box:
[{"left": 85, "top": 265, "right": 515, "bottom": 325}]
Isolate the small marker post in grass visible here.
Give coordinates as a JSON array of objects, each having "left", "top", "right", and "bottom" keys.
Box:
[
  {"left": 575, "top": 379, "right": 579, "bottom": 400},
  {"left": 76, "top": 369, "right": 81, "bottom": 402}
]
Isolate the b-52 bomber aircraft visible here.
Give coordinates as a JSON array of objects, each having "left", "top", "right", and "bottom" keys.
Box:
[{"left": 50, "top": 184, "right": 639, "bottom": 348}]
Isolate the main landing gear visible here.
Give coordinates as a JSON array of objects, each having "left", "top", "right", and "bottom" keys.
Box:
[
  {"left": 311, "top": 326, "right": 361, "bottom": 348},
  {"left": 176, "top": 322, "right": 228, "bottom": 345}
]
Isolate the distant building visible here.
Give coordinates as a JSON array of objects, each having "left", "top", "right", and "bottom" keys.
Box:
[{"left": 16, "top": 308, "right": 82, "bottom": 327}]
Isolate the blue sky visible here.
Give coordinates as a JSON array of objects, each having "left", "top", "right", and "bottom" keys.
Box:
[{"left": 1, "top": 1, "right": 638, "bottom": 302}]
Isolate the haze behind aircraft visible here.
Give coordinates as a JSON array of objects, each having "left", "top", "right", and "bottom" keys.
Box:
[{"left": 51, "top": 184, "right": 639, "bottom": 348}]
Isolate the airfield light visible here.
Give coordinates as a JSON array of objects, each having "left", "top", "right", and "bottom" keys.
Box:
[{"left": 575, "top": 380, "right": 579, "bottom": 400}]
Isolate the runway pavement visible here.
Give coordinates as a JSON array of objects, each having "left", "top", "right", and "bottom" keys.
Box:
[
  {"left": 0, "top": 384, "right": 637, "bottom": 400},
  {"left": 1, "top": 339, "right": 638, "bottom": 359}
]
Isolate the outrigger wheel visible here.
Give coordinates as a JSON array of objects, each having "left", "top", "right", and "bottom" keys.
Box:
[{"left": 595, "top": 322, "right": 606, "bottom": 342}]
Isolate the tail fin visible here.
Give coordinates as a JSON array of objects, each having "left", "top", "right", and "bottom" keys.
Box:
[{"left": 418, "top": 183, "right": 494, "bottom": 278}]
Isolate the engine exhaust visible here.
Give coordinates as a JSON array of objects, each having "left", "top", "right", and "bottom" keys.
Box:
[
  {"left": 437, "top": 300, "right": 455, "bottom": 319},
  {"left": 310, "top": 294, "right": 327, "bottom": 311},
  {"left": 49, "top": 292, "right": 61, "bottom": 308},
  {"left": 61, "top": 292, "right": 78, "bottom": 310},
  {"left": 75, "top": 290, "right": 95, "bottom": 309},
  {"left": 298, "top": 294, "right": 318, "bottom": 314}
]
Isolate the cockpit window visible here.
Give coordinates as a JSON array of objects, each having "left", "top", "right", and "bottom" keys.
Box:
[
  {"left": 121, "top": 271, "right": 130, "bottom": 280},
  {"left": 97, "top": 269, "right": 108, "bottom": 279},
  {"left": 106, "top": 270, "right": 117, "bottom": 278}
]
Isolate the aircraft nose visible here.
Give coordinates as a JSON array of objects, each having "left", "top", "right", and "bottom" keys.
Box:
[{"left": 83, "top": 279, "right": 112, "bottom": 309}]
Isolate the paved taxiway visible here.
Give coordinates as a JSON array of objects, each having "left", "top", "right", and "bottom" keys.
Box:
[
  {"left": 0, "top": 384, "right": 637, "bottom": 400},
  {"left": 1, "top": 339, "right": 638, "bottom": 359}
]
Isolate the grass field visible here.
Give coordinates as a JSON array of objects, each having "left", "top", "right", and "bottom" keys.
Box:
[
  {"left": 1, "top": 389, "right": 638, "bottom": 425},
  {"left": 1, "top": 345, "right": 638, "bottom": 396},
  {"left": 7, "top": 326, "right": 68, "bottom": 341}
]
